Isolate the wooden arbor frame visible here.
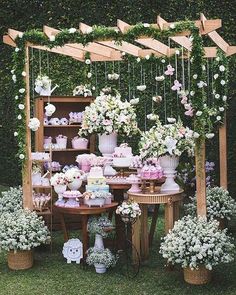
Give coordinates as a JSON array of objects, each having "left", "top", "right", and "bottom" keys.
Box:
[{"left": 3, "top": 14, "right": 235, "bottom": 216}]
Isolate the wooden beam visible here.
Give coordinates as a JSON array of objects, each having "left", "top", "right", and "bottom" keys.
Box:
[
  {"left": 43, "top": 26, "right": 113, "bottom": 58},
  {"left": 23, "top": 44, "right": 33, "bottom": 210},
  {"left": 226, "top": 46, "right": 236, "bottom": 56},
  {"left": 3, "top": 35, "right": 16, "bottom": 47},
  {"left": 219, "top": 116, "right": 228, "bottom": 189}
]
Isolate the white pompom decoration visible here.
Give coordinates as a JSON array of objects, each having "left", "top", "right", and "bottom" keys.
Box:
[
  {"left": 45, "top": 103, "right": 56, "bottom": 116},
  {"left": 28, "top": 118, "right": 40, "bottom": 131}
]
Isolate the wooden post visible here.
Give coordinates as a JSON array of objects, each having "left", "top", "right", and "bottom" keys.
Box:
[
  {"left": 219, "top": 115, "right": 227, "bottom": 189},
  {"left": 195, "top": 138, "right": 207, "bottom": 216},
  {"left": 22, "top": 44, "right": 33, "bottom": 210}
]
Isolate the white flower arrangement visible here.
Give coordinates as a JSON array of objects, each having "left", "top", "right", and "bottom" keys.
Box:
[
  {"left": 160, "top": 215, "right": 235, "bottom": 270},
  {"left": 64, "top": 167, "right": 85, "bottom": 183},
  {"left": 28, "top": 117, "right": 40, "bottom": 131},
  {"left": 73, "top": 84, "right": 92, "bottom": 97},
  {"left": 86, "top": 247, "right": 117, "bottom": 268},
  {"left": 50, "top": 172, "right": 68, "bottom": 186},
  {"left": 83, "top": 191, "right": 112, "bottom": 200},
  {"left": 108, "top": 73, "right": 120, "bottom": 80},
  {"left": 0, "top": 187, "right": 22, "bottom": 214},
  {"left": 87, "top": 216, "right": 113, "bottom": 238},
  {"left": 0, "top": 209, "right": 51, "bottom": 251},
  {"left": 136, "top": 85, "right": 146, "bottom": 91},
  {"left": 79, "top": 89, "right": 138, "bottom": 136},
  {"left": 139, "top": 118, "right": 195, "bottom": 159},
  {"left": 35, "top": 75, "right": 51, "bottom": 91},
  {"left": 116, "top": 200, "right": 141, "bottom": 219},
  {"left": 184, "top": 186, "right": 236, "bottom": 220}
]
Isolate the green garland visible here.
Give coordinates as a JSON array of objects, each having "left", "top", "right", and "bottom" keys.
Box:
[{"left": 11, "top": 21, "right": 228, "bottom": 166}]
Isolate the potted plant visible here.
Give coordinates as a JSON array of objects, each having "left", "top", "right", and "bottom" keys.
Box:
[
  {"left": 79, "top": 88, "right": 138, "bottom": 157},
  {"left": 88, "top": 216, "right": 113, "bottom": 250},
  {"left": 0, "top": 186, "right": 22, "bottom": 214},
  {"left": 86, "top": 247, "right": 117, "bottom": 274},
  {"left": 0, "top": 209, "right": 51, "bottom": 270},
  {"left": 139, "top": 117, "right": 195, "bottom": 191},
  {"left": 50, "top": 172, "right": 68, "bottom": 206},
  {"left": 65, "top": 167, "right": 85, "bottom": 191},
  {"left": 184, "top": 186, "right": 236, "bottom": 229},
  {"left": 160, "top": 215, "right": 234, "bottom": 285},
  {"left": 83, "top": 191, "right": 112, "bottom": 207},
  {"left": 116, "top": 200, "right": 141, "bottom": 224}
]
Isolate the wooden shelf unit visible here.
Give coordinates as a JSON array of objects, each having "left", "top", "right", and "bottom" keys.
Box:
[{"left": 35, "top": 96, "right": 95, "bottom": 166}]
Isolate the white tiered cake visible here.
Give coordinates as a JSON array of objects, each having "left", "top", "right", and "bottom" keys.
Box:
[{"left": 112, "top": 143, "right": 133, "bottom": 167}]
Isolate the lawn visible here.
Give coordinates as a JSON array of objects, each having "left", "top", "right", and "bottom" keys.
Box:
[{"left": 0, "top": 185, "right": 235, "bottom": 295}]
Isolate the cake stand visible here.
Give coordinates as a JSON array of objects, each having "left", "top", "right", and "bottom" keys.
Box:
[
  {"left": 126, "top": 175, "right": 142, "bottom": 193},
  {"left": 63, "top": 191, "right": 82, "bottom": 208}
]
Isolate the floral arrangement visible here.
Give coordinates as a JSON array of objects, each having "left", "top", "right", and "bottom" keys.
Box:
[
  {"left": 35, "top": 75, "right": 51, "bottom": 92},
  {"left": 87, "top": 216, "right": 113, "bottom": 238},
  {"left": 86, "top": 247, "right": 117, "bottom": 268},
  {"left": 79, "top": 89, "right": 138, "bottom": 136},
  {"left": 0, "top": 209, "right": 51, "bottom": 251},
  {"left": 116, "top": 200, "right": 141, "bottom": 219},
  {"left": 139, "top": 118, "right": 195, "bottom": 159},
  {"left": 28, "top": 117, "right": 40, "bottom": 131},
  {"left": 0, "top": 187, "right": 23, "bottom": 214},
  {"left": 160, "top": 216, "right": 234, "bottom": 270},
  {"left": 108, "top": 73, "right": 119, "bottom": 80},
  {"left": 50, "top": 172, "right": 68, "bottom": 186},
  {"left": 83, "top": 191, "right": 112, "bottom": 200},
  {"left": 72, "top": 84, "right": 92, "bottom": 97},
  {"left": 184, "top": 187, "right": 236, "bottom": 220},
  {"left": 64, "top": 167, "right": 85, "bottom": 183}
]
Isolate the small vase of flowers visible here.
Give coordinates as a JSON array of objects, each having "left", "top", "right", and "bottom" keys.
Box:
[{"left": 116, "top": 200, "right": 141, "bottom": 224}]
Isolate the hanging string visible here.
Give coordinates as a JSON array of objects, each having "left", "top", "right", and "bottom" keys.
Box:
[
  {"left": 46, "top": 50, "right": 50, "bottom": 104},
  {"left": 206, "top": 58, "right": 210, "bottom": 106},
  {"left": 95, "top": 62, "right": 98, "bottom": 95},
  {"left": 31, "top": 47, "right": 35, "bottom": 100},
  {"left": 211, "top": 58, "right": 215, "bottom": 107},
  {"left": 128, "top": 62, "right": 131, "bottom": 100},
  {"left": 39, "top": 50, "right": 42, "bottom": 76},
  {"left": 118, "top": 61, "right": 121, "bottom": 91},
  {"left": 187, "top": 50, "right": 191, "bottom": 93},
  {"left": 163, "top": 63, "right": 167, "bottom": 123},
  {"left": 168, "top": 37, "right": 172, "bottom": 117},
  {"left": 104, "top": 61, "right": 107, "bottom": 83},
  {"left": 181, "top": 47, "right": 185, "bottom": 90},
  {"left": 132, "top": 62, "right": 135, "bottom": 97},
  {"left": 175, "top": 51, "right": 179, "bottom": 115},
  {"left": 140, "top": 64, "right": 143, "bottom": 84}
]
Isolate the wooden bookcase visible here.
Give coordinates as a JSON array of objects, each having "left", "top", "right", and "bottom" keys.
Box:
[{"left": 35, "top": 96, "right": 95, "bottom": 165}]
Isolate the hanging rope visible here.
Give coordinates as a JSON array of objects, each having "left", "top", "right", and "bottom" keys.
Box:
[
  {"left": 39, "top": 50, "right": 42, "bottom": 76},
  {"left": 128, "top": 61, "right": 131, "bottom": 100},
  {"left": 31, "top": 47, "right": 35, "bottom": 100},
  {"left": 163, "top": 63, "right": 167, "bottom": 123},
  {"left": 95, "top": 62, "right": 98, "bottom": 95}
]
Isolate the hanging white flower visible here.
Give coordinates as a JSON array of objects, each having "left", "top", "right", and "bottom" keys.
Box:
[
  {"left": 14, "top": 132, "right": 18, "bottom": 137},
  {"left": 136, "top": 57, "right": 141, "bottom": 63},
  {"left": 216, "top": 116, "right": 221, "bottom": 121},
  {"left": 15, "top": 95, "right": 19, "bottom": 100},
  {"left": 136, "top": 85, "right": 146, "bottom": 91},
  {"left": 214, "top": 74, "right": 219, "bottom": 79},
  {"left": 11, "top": 69, "right": 15, "bottom": 74},
  {"left": 18, "top": 32, "right": 23, "bottom": 38},
  {"left": 167, "top": 118, "right": 176, "bottom": 123},
  {"left": 164, "top": 136, "right": 177, "bottom": 155},
  {"left": 130, "top": 98, "right": 139, "bottom": 105},
  {"left": 45, "top": 103, "right": 56, "bottom": 116},
  {"left": 197, "top": 81, "right": 207, "bottom": 88},
  {"left": 190, "top": 91, "right": 195, "bottom": 96},
  {"left": 152, "top": 95, "right": 162, "bottom": 103},
  {"left": 21, "top": 71, "right": 26, "bottom": 77},
  {"left": 86, "top": 27, "right": 93, "bottom": 34},
  {"left": 189, "top": 35, "right": 194, "bottom": 42},
  {"left": 215, "top": 94, "right": 220, "bottom": 99},
  {"left": 196, "top": 111, "right": 202, "bottom": 116},
  {"left": 19, "top": 88, "right": 25, "bottom": 94},
  {"left": 49, "top": 35, "right": 55, "bottom": 42},
  {"left": 143, "top": 23, "right": 150, "bottom": 27},
  {"left": 17, "top": 114, "right": 22, "bottom": 120},
  {"left": 122, "top": 52, "right": 126, "bottom": 56},
  {"left": 85, "top": 59, "right": 91, "bottom": 65},
  {"left": 18, "top": 104, "right": 25, "bottom": 110},
  {"left": 219, "top": 65, "right": 225, "bottom": 72},
  {"left": 145, "top": 55, "right": 150, "bottom": 60},
  {"left": 222, "top": 96, "right": 227, "bottom": 102},
  {"left": 219, "top": 107, "right": 224, "bottom": 112},
  {"left": 147, "top": 114, "right": 159, "bottom": 120},
  {"left": 202, "top": 65, "right": 206, "bottom": 71},
  {"left": 216, "top": 57, "right": 220, "bottom": 62},
  {"left": 19, "top": 154, "right": 25, "bottom": 159},
  {"left": 170, "top": 23, "right": 176, "bottom": 29},
  {"left": 193, "top": 132, "right": 200, "bottom": 138},
  {"left": 155, "top": 75, "right": 165, "bottom": 82},
  {"left": 161, "top": 59, "right": 166, "bottom": 63},
  {"left": 175, "top": 50, "right": 180, "bottom": 55},
  {"left": 220, "top": 80, "right": 226, "bottom": 85},
  {"left": 12, "top": 75, "right": 16, "bottom": 83},
  {"left": 28, "top": 118, "right": 40, "bottom": 131},
  {"left": 193, "top": 74, "right": 198, "bottom": 79},
  {"left": 206, "top": 133, "right": 215, "bottom": 139},
  {"left": 15, "top": 47, "right": 20, "bottom": 52},
  {"left": 68, "top": 28, "right": 77, "bottom": 33},
  {"left": 87, "top": 72, "right": 92, "bottom": 78},
  {"left": 92, "top": 86, "right": 96, "bottom": 90}
]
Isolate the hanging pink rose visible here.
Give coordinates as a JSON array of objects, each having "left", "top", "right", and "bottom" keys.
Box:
[
  {"left": 171, "top": 80, "right": 182, "bottom": 91},
  {"left": 185, "top": 109, "right": 194, "bottom": 117},
  {"left": 164, "top": 64, "right": 175, "bottom": 76},
  {"left": 181, "top": 96, "right": 188, "bottom": 104}
]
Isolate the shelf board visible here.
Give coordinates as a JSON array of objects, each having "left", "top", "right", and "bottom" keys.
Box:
[
  {"left": 44, "top": 125, "right": 81, "bottom": 128},
  {"left": 46, "top": 148, "right": 89, "bottom": 152},
  {"left": 31, "top": 159, "right": 51, "bottom": 163},
  {"left": 32, "top": 185, "right": 51, "bottom": 189},
  {"left": 35, "top": 209, "right": 52, "bottom": 216}
]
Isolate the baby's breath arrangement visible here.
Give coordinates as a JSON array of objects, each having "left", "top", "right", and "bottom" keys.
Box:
[
  {"left": 87, "top": 216, "right": 113, "bottom": 238},
  {"left": 0, "top": 186, "right": 23, "bottom": 214},
  {"left": 86, "top": 247, "right": 117, "bottom": 268}
]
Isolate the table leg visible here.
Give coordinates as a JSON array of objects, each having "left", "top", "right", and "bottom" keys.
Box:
[
  {"left": 165, "top": 198, "right": 174, "bottom": 234},
  {"left": 149, "top": 204, "right": 160, "bottom": 247},
  {"left": 173, "top": 201, "right": 180, "bottom": 222},
  {"left": 113, "top": 189, "right": 126, "bottom": 249},
  {"left": 132, "top": 216, "right": 141, "bottom": 265},
  {"left": 140, "top": 204, "right": 149, "bottom": 261},
  {"left": 59, "top": 213, "right": 69, "bottom": 242},
  {"left": 82, "top": 215, "right": 89, "bottom": 259}
]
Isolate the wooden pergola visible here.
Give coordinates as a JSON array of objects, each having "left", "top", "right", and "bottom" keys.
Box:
[{"left": 3, "top": 14, "right": 235, "bottom": 217}]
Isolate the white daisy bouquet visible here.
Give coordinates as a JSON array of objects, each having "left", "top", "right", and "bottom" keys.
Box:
[
  {"left": 160, "top": 215, "right": 234, "bottom": 270},
  {"left": 79, "top": 89, "right": 138, "bottom": 136},
  {"left": 139, "top": 118, "right": 195, "bottom": 159}
]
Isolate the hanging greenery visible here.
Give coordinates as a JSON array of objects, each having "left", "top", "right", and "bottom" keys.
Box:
[{"left": 11, "top": 21, "right": 228, "bottom": 166}]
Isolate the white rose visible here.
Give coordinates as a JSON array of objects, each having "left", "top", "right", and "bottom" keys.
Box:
[
  {"left": 222, "top": 95, "right": 227, "bottom": 101},
  {"left": 14, "top": 132, "right": 18, "bottom": 136},
  {"left": 19, "top": 154, "right": 25, "bottom": 159},
  {"left": 19, "top": 88, "right": 25, "bottom": 94},
  {"left": 17, "top": 114, "right": 22, "bottom": 120},
  {"left": 214, "top": 74, "right": 219, "bottom": 79},
  {"left": 196, "top": 111, "right": 202, "bottom": 116},
  {"left": 18, "top": 32, "right": 23, "bottom": 38},
  {"left": 122, "top": 52, "right": 126, "bottom": 56},
  {"left": 136, "top": 57, "right": 141, "bottom": 63},
  {"left": 68, "top": 28, "right": 77, "bottom": 33},
  {"left": 21, "top": 71, "right": 26, "bottom": 77},
  {"left": 18, "top": 104, "right": 25, "bottom": 110},
  {"left": 193, "top": 74, "right": 198, "bottom": 79},
  {"left": 28, "top": 117, "right": 40, "bottom": 131},
  {"left": 219, "top": 65, "right": 225, "bottom": 72},
  {"left": 206, "top": 133, "right": 214, "bottom": 139},
  {"left": 216, "top": 116, "right": 221, "bottom": 121},
  {"left": 161, "top": 59, "right": 166, "bottom": 63},
  {"left": 170, "top": 23, "right": 175, "bottom": 29},
  {"left": 220, "top": 80, "right": 226, "bottom": 85},
  {"left": 15, "top": 95, "right": 19, "bottom": 100},
  {"left": 219, "top": 107, "right": 224, "bottom": 112},
  {"left": 85, "top": 59, "right": 91, "bottom": 65},
  {"left": 175, "top": 50, "right": 180, "bottom": 55},
  {"left": 87, "top": 72, "right": 92, "bottom": 78},
  {"left": 193, "top": 132, "right": 200, "bottom": 138},
  {"left": 143, "top": 23, "right": 150, "bottom": 27},
  {"left": 215, "top": 94, "right": 220, "bottom": 99},
  {"left": 145, "top": 55, "right": 150, "bottom": 60},
  {"left": 49, "top": 35, "right": 55, "bottom": 42},
  {"left": 15, "top": 47, "right": 20, "bottom": 52}
]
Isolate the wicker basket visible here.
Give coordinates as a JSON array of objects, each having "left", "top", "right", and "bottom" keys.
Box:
[
  {"left": 8, "top": 250, "right": 33, "bottom": 270},
  {"left": 183, "top": 266, "right": 212, "bottom": 285}
]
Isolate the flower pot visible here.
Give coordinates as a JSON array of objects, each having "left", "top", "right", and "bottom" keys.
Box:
[
  {"left": 94, "top": 263, "right": 106, "bottom": 274},
  {"left": 32, "top": 172, "right": 41, "bottom": 186},
  {"left": 8, "top": 250, "right": 33, "bottom": 270},
  {"left": 68, "top": 179, "right": 82, "bottom": 191},
  {"left": 98, "top": 133, "right": 117, "bottom": 158},
  {"left": 94, "top": 234, "right": 104, "bottom": 250},
  {"left": 159, "top": 155, "right": 179, "bottom": 192},
  {"left": 72, "top": 138, "right": 88, "bottom": 149},
  {"left": 183, "top": 266, "right": 212, "bottom": 285},
  {"left": 56, "top": 138, "right": 67, "bottom": 149}
]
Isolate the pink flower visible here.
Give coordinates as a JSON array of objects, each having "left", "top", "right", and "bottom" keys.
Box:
[
  {"left": 185, "top": 109, "right": 194, "bottom": 117},
  {"left": 171, "top": 80, "right": 182, "bottom": 91},
  {"left": 181, "top": 96, "right": 188, "bottom": 104},
  {"left": 165, "top": 64, "right": 175, "bottom": 76}
]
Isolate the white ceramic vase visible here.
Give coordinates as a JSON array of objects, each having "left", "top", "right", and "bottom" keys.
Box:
[
  {"left": 94, "top": 263, "right": 106, "bottom": 274},
  {"left": 54, "top": 184, "right": 67, "bottom": 206},
  {"left": 159, "top": 155, "right": 179, "bottom": 192},
  {"left": 98, "top": 133, "right": 117, "bottom": 157},
  {"left": 68, "top": 179, "right": 82, "bottom": 191},
  {"left": 94, "top": 234, "right": 104, "bottom": 251}
]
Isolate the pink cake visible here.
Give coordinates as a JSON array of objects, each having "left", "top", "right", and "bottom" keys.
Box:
[
  {"left": 140, "top": 165, "right": 163, "bottom": 180},
  {"left": 113, "top": 143, "right": 133, "bottom": 167}
]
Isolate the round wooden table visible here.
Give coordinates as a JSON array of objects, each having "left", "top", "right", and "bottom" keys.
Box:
[
  {"left": 128, "top": 188, "right": 183, "bottom": 263},
  {"left": 54, "top": 202, "right": 118, "bottom": 258}
]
